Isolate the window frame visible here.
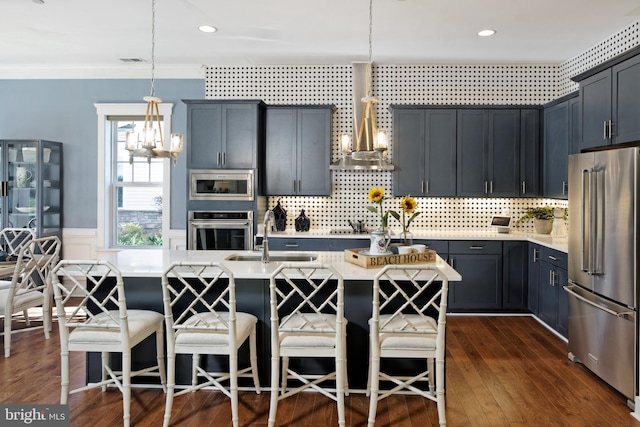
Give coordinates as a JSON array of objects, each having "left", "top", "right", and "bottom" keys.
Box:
[{"left": 95, "top": 103, "right": 174, "bottom": 249}]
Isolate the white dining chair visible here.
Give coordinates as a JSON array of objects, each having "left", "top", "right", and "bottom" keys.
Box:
[
  {"left": 367, "top": 264, "right": 449, "bottom": 427},
  {"left": 51, "top": 259, "right": 166, "bottom": 427},
  {"left": 268, "top": 263, "right": 348, "bottom": 427},
  {"left": 0, "top": 227, "right": 37, "bottom": 324},
  {"left": 0, "top": 235, "right": 60, "bottom": 357},
  {"left": 0, "top": 227, "right": 36, "bottom": 257},
  {"left": 161, "top": 261, "right": 260, "bottom": 427}
]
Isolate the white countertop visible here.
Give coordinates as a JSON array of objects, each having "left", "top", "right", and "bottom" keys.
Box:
[
  {"left": 96, "top": 249, "right": 461, "bottom": 282},
  {"left": 260, "top": 229, "right": 568, "bottom": 253}
]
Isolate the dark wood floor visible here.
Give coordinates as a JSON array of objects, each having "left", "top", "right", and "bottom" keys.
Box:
[{"left": 1, "top": 314, "right": 638, "bottom": 426}]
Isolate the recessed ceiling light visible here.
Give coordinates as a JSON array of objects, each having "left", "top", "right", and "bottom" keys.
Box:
[
  {"left": 478, "top": 29, "right": 496, "bottom": 37},
  {"left": 198, "top": 25, "right": 218, "bottom": 33}
]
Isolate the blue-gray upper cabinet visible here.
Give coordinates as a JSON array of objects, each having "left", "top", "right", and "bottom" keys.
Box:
[
  {"left": 264, "top": 106, "right": 332, "bottom": 196},
  {"left": 456, "top": 109, "right": 520, "bottom": 197},
  {"left": 519, "top": 109, "right": 541, "bottom": 197},
  {"left": 543, "top": 94, "right": 578, "bottom": 199},
  {"left": 391, "top": 107, "right": 456, "bottom": 197},
  {"left": 568, "top": 96, "right": 581, "bottom": 155},
  {"left": 184, "top": 100, "right": 264, "bottom": 169},
  {"left": 574, "top": 50, "right": 640, "bottom": 150}
]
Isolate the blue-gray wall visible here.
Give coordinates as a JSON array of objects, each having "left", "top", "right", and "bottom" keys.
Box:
[{"left": 0, "top": 78, "right": 204, "bottom": 229}]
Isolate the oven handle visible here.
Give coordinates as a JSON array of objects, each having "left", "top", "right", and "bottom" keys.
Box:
[
  {"left": 190, "top": 221, "right": 252, "bottom": 228},
  {"left": 564, "top": 285, "right": 634, "bottom": 318}
]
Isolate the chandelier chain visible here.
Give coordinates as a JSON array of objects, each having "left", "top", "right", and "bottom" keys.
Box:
[
  {"left": 368, "top": 0, "right": 373, "bottom": 64},
  {"left": 150, "top": 0, "right": 156, "bottom": 97}
]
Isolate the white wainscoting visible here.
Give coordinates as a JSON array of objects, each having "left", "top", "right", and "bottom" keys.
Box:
[
  {"left": 60, "top": 228, "right": 187, "bottom": 294},
  {"left": 61, "top": 228, "right": 187, "bottom": 259}
]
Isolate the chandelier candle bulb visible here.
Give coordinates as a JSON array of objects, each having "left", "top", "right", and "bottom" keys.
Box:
[
  {"left": 374, "top": 129, "right": 388, "bottom": 150},
  {"left": 341, "top": 133, "right": 352, "bottom": 153}
]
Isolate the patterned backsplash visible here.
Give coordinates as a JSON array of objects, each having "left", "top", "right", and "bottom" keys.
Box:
[{"left": 204, "top": 20, "right": 638, "bottom": 233}]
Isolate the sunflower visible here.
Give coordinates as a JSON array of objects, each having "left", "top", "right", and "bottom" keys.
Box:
[
  {"left": 368, "top": 187, "right": 385, "bottom": 203},
  {"left": 401, "top": 195, "right": 417, "bottom": 214},
  {"left": 366, "top": 187, "right": 389, "bottom": 228},
  {"left": 390, "top": 194, "right": 421, "bottom": 245}
]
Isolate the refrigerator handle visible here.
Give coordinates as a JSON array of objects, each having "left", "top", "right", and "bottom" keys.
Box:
[
  {"left": 564, "top": 285, "right": 634, "bottom": 318},
  {"left": 581, "top": 169, "right": 590, "bottom": 273},
  {"left": 593, "top": 169, "right": 604, "bottom": 275}
]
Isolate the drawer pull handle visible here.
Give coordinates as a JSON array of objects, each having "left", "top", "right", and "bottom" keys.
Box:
[
  {"left": 285, "top": 243, "right": 299, "bottom": 248},
  {"left": 469, "top": 246, "right": 484, "bottom": 250},
  {"left": 548, "top": 255, "right": 558, "bottom": 261}
]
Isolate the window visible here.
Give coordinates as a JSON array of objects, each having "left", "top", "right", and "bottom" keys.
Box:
[
  {"left": 111, "top": 118, "right": 164, "bottom": 246},
  {"left": 95, "top": 103, "right": 174, "bottom": 249}
]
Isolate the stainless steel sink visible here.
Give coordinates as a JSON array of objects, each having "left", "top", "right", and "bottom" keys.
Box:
[{"left": 225, "top": 253, "right": 318, "bottom": 262}]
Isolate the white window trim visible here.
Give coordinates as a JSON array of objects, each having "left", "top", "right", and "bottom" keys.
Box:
[{"left": 95, "top": 102, "right": 174, "bottom": 249}]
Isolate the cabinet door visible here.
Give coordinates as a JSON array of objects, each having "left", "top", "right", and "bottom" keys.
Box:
[
  {"left": 612, "top": 54, "right": 640, "bottom": 145},
  {"left": 527, "top": 244, "right": 540, "bottom": 314},
  {"left": 580, "top": 69, "right": 612, "bottom": 150},
  {"left": 456, "top": 110, "right": 487, "bottom": 196},
  {"left": 187, "top": 103, "right": 223, "bottom": 168},
  {"left": 520, "top": 109, "right": 540, "bottom": 196},
  {"left": 537, "top": 261, "right": 558, "bottom": 327},
  {"left": 393, "top": 109, "right": 456, "bottom": 197},
  {"left": 393, "top": 108, "right": 426, "bottom": 196},
  {"left": 503, "top": 241, "right": 528, "bottom": 311},
  {"left": 568, "top": 96, "right": 581, "bottom": 155},
  {"left": 449, "top": 253, "right": 502, "bottom": 311},
  {"left": 297, "top": 108, "right": 331, "bottom": 196},
  {"left": 425, "top": 110, "right": 457, "bottom": 196},
  {"left": 222, "top": 104, "right": 258, "bottom": 169},
  {"left": 265, "top": 108, "right": 297, "bottom": 195},
  {"left": 543, "top": 101, "right": 569, "bottom": 199},
  {"left": 488, "top": 110, "right": 519, "bottom": 197}
]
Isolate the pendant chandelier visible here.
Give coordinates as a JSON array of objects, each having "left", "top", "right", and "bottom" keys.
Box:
[
  {"left": 330, "top": 0, "right": 393, "bottom": 171},
  {"left": 125, "top": 0, "right": 183, "bottom": 165}
]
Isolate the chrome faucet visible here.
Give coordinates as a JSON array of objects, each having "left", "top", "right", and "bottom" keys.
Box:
[{"left": 262, "top": 210, "right": 276, "bottom": 262}]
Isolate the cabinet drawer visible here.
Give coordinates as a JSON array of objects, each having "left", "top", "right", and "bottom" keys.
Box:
[
  {"left": 539, "top": 246, "right": 567, "bottom": 269},
  {"left": 268, "top": 238, "right": 329, "bottom": 251},
  {"left": 328, "top": 238, "right": 369, "bottom": 252},
  {"left": 412, "top": 239, "right": 448, "bottom": 255},
  {"left": 449, "top": 240, "right": 502, "bottom": 255}
]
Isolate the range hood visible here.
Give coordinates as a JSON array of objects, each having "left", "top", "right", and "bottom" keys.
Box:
[{"left": 330, "top": 62, "right": 394, "bottom": 171}]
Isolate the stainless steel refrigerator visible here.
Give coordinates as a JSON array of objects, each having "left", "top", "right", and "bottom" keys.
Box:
[{"left": 567, "top": 146, "right": 638, "bottom": 404}]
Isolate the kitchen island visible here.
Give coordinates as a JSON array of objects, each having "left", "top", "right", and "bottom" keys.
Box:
[{"left": 88, "top": 248, "right": 461, "bottom": 390}]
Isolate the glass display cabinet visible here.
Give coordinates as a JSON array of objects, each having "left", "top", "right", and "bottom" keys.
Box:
[{"left": 0, "top": 140, "right": 63, "bottom": 239}]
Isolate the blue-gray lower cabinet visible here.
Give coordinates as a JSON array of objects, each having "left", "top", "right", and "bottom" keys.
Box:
[
  {"left": 503, "top": 241, "right": 528, "bottom": 311},
  {"left": 448, "top": 240, "right": 503, "bottom": 311},
  {"left": 412, "top": 239, "right": 448, "bottom": 257},
  {"left": 327, "top": 238, "right": 369, "bottom": 251},
  {"left": 527, "top": 243, "right": 541, "bottom": 315},
  {"left": 536, "top": 246, "right": 568, "bottom": 337}
]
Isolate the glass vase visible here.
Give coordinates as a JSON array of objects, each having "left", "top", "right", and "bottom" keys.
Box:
[{"left": 401, "top": 230, "right": 413, "bottom": 246}]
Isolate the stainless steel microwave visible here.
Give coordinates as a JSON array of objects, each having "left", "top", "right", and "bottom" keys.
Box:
[{"left": 189, "top": 169, "right": 254, "bottom": 201}]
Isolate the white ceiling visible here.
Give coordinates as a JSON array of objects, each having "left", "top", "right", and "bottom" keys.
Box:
[{"left": 2, "top": 0, "right": 640, "bottom": 78}]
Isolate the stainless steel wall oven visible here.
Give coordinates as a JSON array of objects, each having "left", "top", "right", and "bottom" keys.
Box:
[{"left": 188, "top": 210, "right": 253, "bottom": 250}]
